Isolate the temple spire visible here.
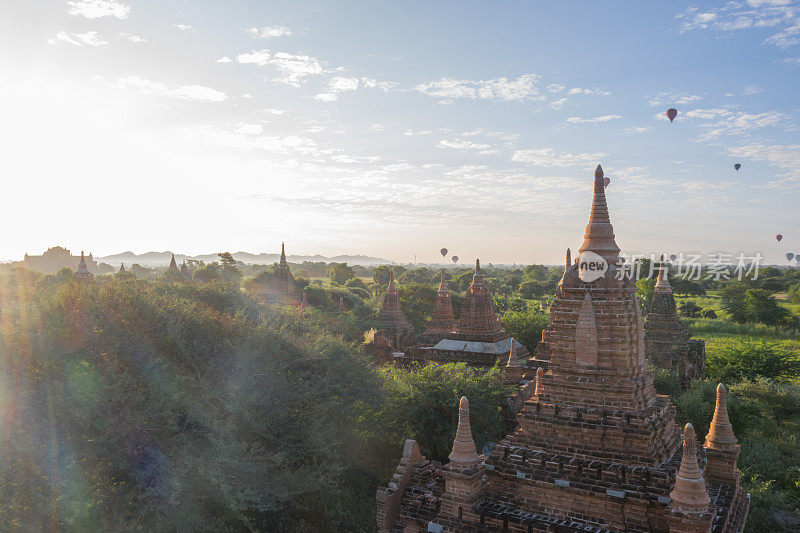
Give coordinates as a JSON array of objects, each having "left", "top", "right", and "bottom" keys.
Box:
[
  {"left": 388, "top": 268, "right": 396, "bottom": 291},
  {"left": 655, "top": 255, "right": 672, "bottom": 293},
  {"left": 448, "top": 396, "right": 479, "bottom": 466},
  {"left": 669, "top": 423, "right": 710, "bottom": 511},
  {"left": 338, "top": 295, "right": 345, "bottom": 312},
  {"left": 280, "top": 242, "right": 287, "bottom": 265},
  {"left": 534, "top": 367, "right": 544, "bottom": 396},
  {"left": 578, "top": 165, "right": 621, "bottom": 262},
  {"left": 119, "top": 263, "right": 126, "bottom": 274},
  {"left": 75, "top": 251, "right": 93, "bottom": 280},
  {"left": 169, "top": 254, "right": 178, "bottom": 270},
  {"left": 705, "top": 384, "right": 738, "bottom": 450},
  {"left": 565, "top": 248, "right": 571, "bottom": 271}
]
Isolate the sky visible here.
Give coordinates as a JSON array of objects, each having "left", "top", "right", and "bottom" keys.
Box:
[{"left": 1, "top": 0, "right": 799, "bottom": 265}]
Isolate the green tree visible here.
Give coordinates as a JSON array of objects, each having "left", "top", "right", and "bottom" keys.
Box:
[
  {"left": 372, "top": 265, "right": 391, "bottom": 287},
  {"left": 743, "top": 289, "right": 793, "bottom": 327},
  {"left": 679, "top": 300, "right": 702, "bottom": 318},
  {"left": 328, "top": 263, "right": 355, "bottom": 286},
  {"left": 636, "top": 277, "right": 655, "bottom": 311},
  {"left": 500, "top": 305, "right": 549, "bottom": 352},
  {"left": 721, "top": 281, "right": 749, "bottom": 323},
  {"left": 706, "top": 339, "right": 800, "bottom": 382}
]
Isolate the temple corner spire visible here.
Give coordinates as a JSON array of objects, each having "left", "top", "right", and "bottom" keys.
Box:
[{"left": 448, "top": 396, "right": 479, "bottom": 466}]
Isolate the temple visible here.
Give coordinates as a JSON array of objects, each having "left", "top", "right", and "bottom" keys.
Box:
[
  {"left": 377, "top": 269, "right": 414, "bottom": 351},
  {"left": 261, "top": 243, "right": 300, "bottom": 305},
  {"left": 645, "top": 257, "right": 705, "bottom": 385},
  {"left": 405, "top": 259, "right": 527, "bottom": 368},
  {"left": 376, "top": 165, "right": 748, "bottom": 532},
  {"left": 168, "top": 254, "right": 179, "bottom": 271},
  {"left": 74, "top": 251, "right": 94, "bottom": 281},
  {"left": 20, "top": 246, "right": 98, "bottom": 275}
]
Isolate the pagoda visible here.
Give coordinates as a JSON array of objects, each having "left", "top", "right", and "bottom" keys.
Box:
[
  {"left": 168, "top": 254, "right": 179, "bottom": 271},
  {"left": 645, "top": 257, "right": 705, "bottom": 385},
  {"left": 406, "top": 259, "right": 527, "bottom": 368},
  {"left": 262, "top": 243, "right": 299, "bottom": 304},
  {"left": 74, "top": 251, "right": 94, "bottom": 281},
  {"left": 377, "top": 165, "right": 749, "bottom": 532},
  {"left": 423, "top": 271, "right": 457, "bottom": 342},
  {"left": 377, "top": 269, "right": 414, "bottom": 350}
]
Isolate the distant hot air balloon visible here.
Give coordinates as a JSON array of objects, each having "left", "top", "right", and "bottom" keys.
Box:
[
  {"left": 787, "top": 253, "right": 795, "bottom": 262},
  {"left": 776, "top": 234, "right": 783, "bottom": 242},
  {"left": 734, "top": 163, "right": 741, "bottom": 171},
  {"left": 440, "top": 248, "right": 448, "bottom": 258},
  {"left": 451, "top": 256, "right": 459, "bottom": 264},
  {"left": 670, "top": 254, "right": 677, "bottom": 261},
  {"left": 603, "top": 177, "right": 611, "bottom": 187},
  {"left": 666, "top": 108, "right": 678, "bottom": 123}
]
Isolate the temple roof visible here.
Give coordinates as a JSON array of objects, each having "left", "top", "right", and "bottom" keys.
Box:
[{"left": 577, "top": 165, "right": 620, "bottom": 262}]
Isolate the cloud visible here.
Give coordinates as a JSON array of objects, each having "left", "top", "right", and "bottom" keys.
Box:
[
  {"left": 48, "top": 31, "right": 108, "bottom": 46},
  {"left": 369, "top": 123, "right": 385, "bottom": 132},
  {"left": 234, "top": 124, "right": 264, "bottom": 135},
  {"left": 728, "top": 143, "right": 800, "bottom": 188},
  {"left": 624, "top": 126, "right": 654, "bottom": 134},
  {"left": 694, "top": 111, "right": 784, "bottom": 140},
  {"left": 413, "top": 74, "right": 544, "bottom": 102},
  {"left": 315, "top": 76, "right": 359, "bottom": 101},
  {"left": 564, "top": 114, "right": 622, "bottom": 124},
  {"left": 67, "top": 0, "right": 129, "bottom": 19},
  {"left": 549, "top": 97, "right": 567, "bottom": 110},
  {"left": 234, "top": 49, "right": 324, "bottom": 85},
  {"left": 120, "top": 32, "right": 146, "bottom": 43},
  {"left": 246, "top": 26, "right": 292, "bottom": 38},
  {"left": 438, "top": 139, "right": 497, "bottom": 155},
  {"left": 684, "top": 108, "right": 734, "bottom": 119},
  {"left": 648, "top": 91, "right": 702, "bottom": 107},
  {"left": 215, "top": 56, "right": 232, "bottom": 63},
  {"left": 567, "top": 87, "right": 611, "bottom": 95},
  {"left": 173, "top": 24, "right": 194, "bottom": 31},
  {"left": 112, "top": 76, "right": 228, "bottom": 102},
  {"left": 677, "top": 3, "right": 800, "bottom": 48},
  {"left": 511, "top": 148, "right": 607, "bottom": 167}
]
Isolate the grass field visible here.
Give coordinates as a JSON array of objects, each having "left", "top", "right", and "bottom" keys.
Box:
[{"left": 675, "top": 294, "right": 800, "bottom": 361}]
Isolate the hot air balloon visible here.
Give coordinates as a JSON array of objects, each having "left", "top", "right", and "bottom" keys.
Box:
[
  {"left": 670, "top": 254, "right": 677, "bottom": 261},
  {"left": 786, "top": 253, "right": 795, "bottom": 262},
  {"left": 776, "top": 234, "right": 783, "bottom": 242},
  {"left": 451, "top": 256, "right": 459, "bottom": 264},
  {"left": 666, "top": 108, "right": 678, "bottom": 123},
  {"left": 734, "top": 163, "right": 741, "bottom": 171},
  {"left": 603, "top": 177, "right": 611, "bottom": 187},
  {"left": 440, "top": 248, "right": 448, "bottom": 258}
]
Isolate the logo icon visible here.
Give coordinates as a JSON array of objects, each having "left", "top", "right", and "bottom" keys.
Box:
[{"left": 577, "top": 251, "right": 608, "bottom": 282}]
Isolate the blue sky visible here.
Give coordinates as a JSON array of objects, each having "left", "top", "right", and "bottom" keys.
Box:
[{"left": 1, "top": 0, "right": 798, "bottom": 264}]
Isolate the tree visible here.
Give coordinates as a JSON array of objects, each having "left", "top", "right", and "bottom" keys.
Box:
[
  {"left": 328, "top": 263, "right": 355, "bottom": 286},
  {"left": 706, "top": 339, "right": 800, "bottom": 382},
  {"left": 679, "top": 300, "right": 702, "bottom": 318},
  {"left": 500, "top": 305, "right": 549, "bottom": 352},
  {"left": 372, "top": 265, "right": 390, "bottom": 287},
  {"left": 721, "top": 281, "right": 748, "bottom": 323},
  {"left": 636, "top": 278, "right": 655, "bottom": 311},
  {"left": 518, "top": 280, "right": 545, "bottom": 299},
  {"left": 743, "top": 289, "right": 793, "bottom": 327}
]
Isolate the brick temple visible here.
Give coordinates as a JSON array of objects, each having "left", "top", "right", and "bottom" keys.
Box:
[
  {"left": 645, "top": 258, "right": 706, "bottom": 385},
  {"left": 376, "top": 165, "right": 748, "bottom": 532},
  {"left": 377, "top": 269, "right": 415, "bottom": 351},
  {"left": 261, "top": 242, "right": 300, "bottom": 305},
  {"left": 404, "top": 260, "right": 528, "bottom": 368}
]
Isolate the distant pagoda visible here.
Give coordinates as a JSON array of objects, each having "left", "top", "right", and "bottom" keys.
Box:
[
  {"left": 645, "top": 256, "right": 705, "bottom": 385},
  {"left": 423, "top": 270, "right": 457, "bottom": 342},
  {"left": 377, "top": 269, "right": 414, "bottom": 350},
  {"left": 377, "top": 165, "right": 749, "bottom": 533},
  {"left": 168, "top": 254, "right": 179, "bottom": 271},
  {"left": 455, "top": 259, "right": 506, "bottom": 342},
  {"left": 74, "top": 251, "right": 94, "bottom": 281}
]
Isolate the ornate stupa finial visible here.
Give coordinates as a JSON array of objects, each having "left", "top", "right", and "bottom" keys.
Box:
[
  {"left": 280, "top": 242, "right": 287, "bottom": 265},
  {"left": 439, "top": 269, "right": 447, "bottom": 290},
  {"left": 705, "top": 384, "right": 738, "bottom": 450},
  {"left": 578, "top": 164, "right": 621, "bottom": 262},
  {"left": 448, "top": 396, "right": 479, "bottom": 466},
  {"left": 506, "top": 342, "right": 516, "bottom": 367},
  {"left": 669, "top": 423, "right": 710, "bottom": 511},
  {"left": 655, "top": 254, "right": 672, "bottom": 293},
  {"left": 387, "top": 268, "right": 396, "bottom": 291},
  {"left": 565, "top": 248, "right": 571, "bottom": 271}
]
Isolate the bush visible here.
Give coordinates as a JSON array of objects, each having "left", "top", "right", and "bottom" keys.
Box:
[
  {"left": 500, "top": 305, "right": 549, "bottom": 352},
  {"left": 679, "top": 300, "right": 702, "bottom": 318},
  {"left": 706, "top": 339, "right": 800, "bottom": 383}
]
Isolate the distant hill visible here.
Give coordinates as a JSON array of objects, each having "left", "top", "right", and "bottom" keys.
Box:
[{"left": 97, "top": 251, "right": 395, "bottom": 267}]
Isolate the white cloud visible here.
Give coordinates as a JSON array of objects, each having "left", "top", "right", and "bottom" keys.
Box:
[
  {"left": 361, "top": 78, "right": 397, "bottom": 91},
  {"left": 511, "top": 148, "right": 607, "bottom": 167},
  {"left": 67, "top": 0, "right": 129, "bottom": 19},
  {"left": 695, "top": 111, "right": 784, "bottom": 140},
  {"left": 315, "top": 76, "right": 359, "bottom": 101},
  {"left": 234, "top": 50, "right": 324, "bottom": 85},
  {"left": 120, "top": 32, "right": 146, "bottom": 43},
  {"left": 648, "top": 91, "right": 702, "bottom": 107},
  {"left": 677, "top": 3, "right": 800, "bottom": 49},
  {"left": 549, "top": 98, "right": 567, "bottom": 110},
  {"left": 403, "top": 129, "right": 433, "bottom": 136},
  {"left": 728, "top": 143, "right": 800, "bottom": 187},
  {"left": 438, "top": 139, "right": 492, "bottom": 152},
  {"left": 263, "top": 108, "right": 286, "bottom": 115},
  {"left": 112, "top": 76, "right": 228, "bottom": 102},
  {"left": 565, "top": 114, "right": 622, "bottom": 124},
  {"left": 234, "top": 124, "right": 264, "bottom": 135},
  {"left": 624, "top": 126, "right": 654, "bottom": 134},
  {"left": 49, "top": 31, "right": 108, "bottom": 46},
  {"left": 684, "top": 108, "right": 733, "bottom": 119},
  {"left": 414, "top": 74, "right": 544, "bottom": 102},
  {"left": 743, "top": 85, "right": 765, "bottom": 95},
  {"left": 215, "top": 56, "right": 232, "bottom": 63},
  {"left": 567, "top": 87, "right": 610, "bottom": 95},
  {"left": 173, "top": 24, "right": 194, "bottom": 31},
  {"left": 369, "top": 123, "right": 385, "bottom": 132},
  {"left": 246, "top": 26, "right": 293, "bottom": 38},
  {"left": 547, "top": 83, "right": 566, "bottom": 93}
]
